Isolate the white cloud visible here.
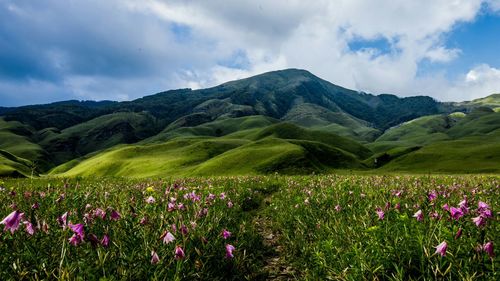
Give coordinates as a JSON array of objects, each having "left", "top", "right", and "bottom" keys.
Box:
[
  {"left": 486, "top": 0, "right": 500, "bottom": 11},
  {"left": 137, "top": 0, "right": 494, "bottom": 101},
  {"left": 0, "top": 0, "right": 498, "bottom": 105}
]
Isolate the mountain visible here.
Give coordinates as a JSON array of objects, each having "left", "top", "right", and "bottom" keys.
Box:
[{"left": 0, "top": 69, "right": 499, "bottom": 177}]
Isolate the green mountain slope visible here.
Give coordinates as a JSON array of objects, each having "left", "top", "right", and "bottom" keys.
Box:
[
  {"left": 39, "top": 112, "right": 158, "bottom": 165},
  {"left": 1, "top": 69, "right": 499, "bottom": 177},
  {"left": 50, "top": 122, "right": 368, "bottom": 177},
  {"left": 379, "top": 132, "right": 500, "bottom": 173}
]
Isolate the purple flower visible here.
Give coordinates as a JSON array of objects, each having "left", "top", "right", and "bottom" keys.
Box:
[
  {"left": 478, "top": 201, "right": 490, "bottom": 212},
  {"left": 375, "top": 208, "right": 385, "bottom": 220},
  {"left": 110, "top": 210, "right": 121, "bottom": 221},
  {"left": 31, "top": 202, "right": 40, "bottom": 210},
  {"left": 175, "top": 246, "right": 185, "bottom": 260},
  {"left": 483, "top": 241, "right": 494, "bottom": 258},
  {"left": 472, "top": 215, "right": 486, "bottom": 227},
  {"left": 180, "top": 224, "right": 189, "bottom": 235},
  {"left": 481, "top": 209, "right": 493, "bottom": 218},
  {"left": 88, "top": 234, "right": 100, "bottom": 247},
  {"left": 334, "top": 205, "right": 342, "bottom": 212},
  {"left": 458, "top": 199, "right": 469, "bottom": 214},
  {"left": 222, "top": 229, "right": 231, "bottom": 239},
  {"left": 413, "top": 210, "right": 423, "bottom": 221},
  {"left": 454, "top": 228, "right": 462, "bottom": 239},
  {"left": 435, "top": 241, "right": 447, "bottom": 257},
  {"left": 225, "top": 244, "right": 235, "bottom": 259},
  {"left": 57, "top": 212, "right": 68, "bottom": 229},
  {"left": 428, "top": 190, "right": 438, "bottom": 201},
  {"left": 23, "top": 221, "right": 35, "bottom": 236},
  {"left": 101, "top": 234, "right": 110, "bottom": 248},
  {"left": 384, "top": 202, "right": 391, "bottom": 211},
  {"left": 442, "top": 203, "right": 450, "bottom": 212},
  {"left": 69, "top": 223, "right": 85, "bottom": 238},
  {"left": 450, "top": 207, "right": 464, "bottom": 220},
  {"left": 69, "top": 234, "right": 83, "bottom": 246},
  {"left": 167, "top": 202, "right": 176, "bottom": 212},
  {"left": 227, "top": 201, "right": 234, "bottom": 208},
  {"left": 94, "top": 208, "right": 106, "bottom": 220},
  {"left": 151, "top": 250, "right": 160, "bottom": 264},
  {"left": 1, "top": 210, "right": 24, "bottom": 234},
  {"left": 145, "top": 196, "right": 156, "bottom": 204},
  {"left": 162, "top": 231, "right": 175, "bottom": 244}
]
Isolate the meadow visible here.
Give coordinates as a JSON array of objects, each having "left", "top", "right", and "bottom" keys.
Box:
[{"left": 0, "top": 175, "right": 498, "bottom": 280}]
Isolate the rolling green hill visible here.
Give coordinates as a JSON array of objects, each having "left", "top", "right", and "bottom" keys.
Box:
[
  {"left": 1, "top": 69, "right": 499, "bottom": 177},
  {"left": 51, "top": 122, "right": 368, "bottom": 177}
]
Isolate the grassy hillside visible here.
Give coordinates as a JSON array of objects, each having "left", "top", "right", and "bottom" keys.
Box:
[
  {"left": 146, "top": 115, "right": 278, "bottom": 143},
  {"left": 40, "top": 112, "right": 158, "bottom": 165},
  {"left": 379, "top": 132, "right": 500, "bottom": 173},
  {"left": 0, "top": 118, "right": 47, "bottom": 175},
  {"left": 51, "top": 122, "right": 368, "bottom": 177},
  {"left": 1, "top": 70, "right": 499, "bottom": 177}
]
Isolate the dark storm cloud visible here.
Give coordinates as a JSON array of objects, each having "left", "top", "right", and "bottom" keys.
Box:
[{"left": 0, "top": 0, "right": 218, "bottom": 106}]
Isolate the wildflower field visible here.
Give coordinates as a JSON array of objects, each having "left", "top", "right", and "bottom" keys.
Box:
[{"left": 0, "top": 175, "right": 498, "bottom": 280}]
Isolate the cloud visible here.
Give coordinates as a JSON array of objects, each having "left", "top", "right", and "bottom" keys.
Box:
[{"left": 0, "top": 0, "right": 498, "bottom": 106}]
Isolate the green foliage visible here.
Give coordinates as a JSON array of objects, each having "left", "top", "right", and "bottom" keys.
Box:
[
  {"left": 0, "top": 69, "right": 499, "bottom": 176},
  {"left": 0, "top": 175, "right": 497, "bottom": 280}
]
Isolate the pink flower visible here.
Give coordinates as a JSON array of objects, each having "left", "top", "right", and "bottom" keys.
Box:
[
  {"left": 435, "top": 241, "right": 447, "bottom": 257},
  {"left": 94, "top": 208, "right": 106, "bottom": 220},
  {"left": 472, "top": 215, "right": 486, "bottom": 227},
  {"left": 69, "top": 223, "right": 85, "bottom": 238},
  {"left": 395, "top": 203, "right": 401, "bottom": 211},
  {"left": 334, "top": 205, "right": 342, "bottom": 212},
  {"left": 69, "top": 234, "right": 83, "bottom": 246},
  {"left": 175, "top": 246, "right": 185, "bottom": 260},
  {"left": 110, "top": 210, "right": 121, "bottom": 221},
  {"left": 384, "top": 202, "right": 391, "bottom": 210},
  {"left": 167, "top": 202, "right": 176, "bottom": 212},
  {"left": 57, "top": 212, "right": 68, "bottom": 229},
  {"left": 450, "top": 207, "right": 464, "bottom": 220},
  {"left": 430, "top": 212, "right": 440, "bottom": 220},
  {"left": 162, "top": 231, "right": 175, "bottom": 244},
  {"left": 413, "top": 210, "right": 423, "bottom": 221},
  {"left": 428, "top": 190, "right": 438, "bottom": 201},
  {"left": 151, "top": 250, "right": 160, "bottom": 264},
  {"left": 0, "top": 210, "right": 24, "bottom": 234},
  {"left": 481, "top": 209, "right": 493, "bottom": 218},
  {"left": 442, "top": 204, "right": 450, "bottom": 212},
  {"left": 140, "top": 216, "right": 148, "bottom": 225},
  {"left": 222, "top": 229, "right": 231, "bottom": 239},
  {"left": 454, "top": 228, "right": 462, "bottom": 239},
  {"left": 227, "top": 201, "right": 234, "bottom": 208},
  {"left": 31, "top": 202, "right": 40, "bottom": 209},
  {"left": 375, "top": 208, "right": 385, "bottom": 220},
  {"left": 478, "top": 201, "right": 490, "bottom": 212},
  {"left": 23, "top": 221, "right": 35, "bottom": 236},
  {"left": 180, "top": 224, "right": 189, "bottom": 235},
  {"left": 145, "top": 196, "right": 156, "bottom": 204},
  {"left": 220, "top": 192, "right": 226, "bottom": 200},
  {"left": 483, "top": 241, "right": 494, "bottom": 258},
  {"left": 225, "top": 244, "right": 235, "bottom": 259},
  {"left": 101, "top": 234, "right": 110, "bottom": 248}
]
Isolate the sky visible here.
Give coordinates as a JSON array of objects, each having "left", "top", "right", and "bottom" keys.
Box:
[{"left": 1, "top": 0, "right": 500, "bottom": 107}]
